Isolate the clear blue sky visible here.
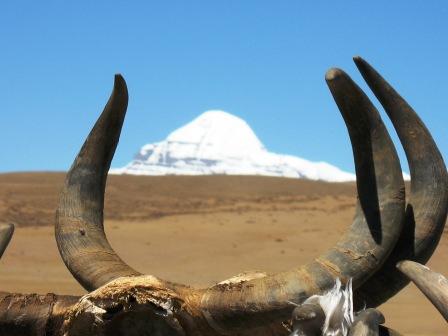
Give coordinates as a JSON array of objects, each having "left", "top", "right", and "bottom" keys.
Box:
[{"left": 1, "top": 1, "right": 447, "bottom": 173}]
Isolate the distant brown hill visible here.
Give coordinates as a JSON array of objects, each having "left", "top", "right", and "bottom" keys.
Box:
[{"left": 0, "top": 173, "right": 356, "bottom": 227}]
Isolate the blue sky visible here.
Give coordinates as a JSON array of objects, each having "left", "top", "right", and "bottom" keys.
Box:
[{"left": 1, "top": 1, "right": 447, "bottom": 173}]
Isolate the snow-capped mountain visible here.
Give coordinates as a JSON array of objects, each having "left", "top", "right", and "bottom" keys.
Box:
[{"left": 111, "top": 110, "right": 356, "bottom": 182}]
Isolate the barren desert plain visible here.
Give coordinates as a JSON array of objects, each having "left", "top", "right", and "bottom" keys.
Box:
[{"left": 0, "top": 172, "right": 446, "bottom": 336}]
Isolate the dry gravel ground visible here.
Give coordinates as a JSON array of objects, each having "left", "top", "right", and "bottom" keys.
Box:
[{"left": 0, "top": 173, "right": 446, "bottom": 335}]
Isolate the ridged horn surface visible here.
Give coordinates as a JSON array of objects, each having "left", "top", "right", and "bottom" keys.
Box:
[
  {"left": 199, "top": 68, "right": 405, "bottom": 332},
  {"left": 353, "top": 57, "right": 448, "bottom": 308},
  {"left": 397, "top": 260, "right": 448, "bottom": 322},
  {"left": 55, "top": 75, "right": 141, "bottom": 291},
  {"left": 0, "top": 223, "right": 14, "bottom": 259}
]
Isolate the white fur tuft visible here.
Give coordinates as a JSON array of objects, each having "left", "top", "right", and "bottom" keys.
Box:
[{"left": 292, "top": 278, "right": 354, "bottom": 336}]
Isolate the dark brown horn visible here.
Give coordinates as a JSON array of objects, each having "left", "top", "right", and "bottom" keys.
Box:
[
  {"left": 198, "top": 68, "right": 405, "bottom": 332},
  {"left": 397, "top": 260, "right": 448, "bottom": 322},
  {"left": 291, "top": 302, "right": 325, "bottom": 336},
  {"left": 377, "top": 327, "right": 404, "bottom": 336},
  {"left": 55, "top": 75, "right": 141, "bottom": 291},
  {"left": 353, "top": 57, "right": 448, "bottom": 309},
  {"left": 0, "top": 223, "right": 14, "bottom": 259},
  {"left": 349, "top": 309, "right": 384, "bottom": 336}
]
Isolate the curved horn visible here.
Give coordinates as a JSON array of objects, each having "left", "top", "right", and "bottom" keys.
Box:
[
  {"left": 0, "top": 223, "right": 14, "bottom": 259},
  {"left": 55, "top": 75, "right": 141, "bottom": 291},
  {"left": 199, "top": 68, "right": 405, "bottom": 332},
  {"left": 397, "top": 260, "right": 448, "bottom": 322},
  {"left": 353, "top": 57, "right": 448, "bottom": 308}
]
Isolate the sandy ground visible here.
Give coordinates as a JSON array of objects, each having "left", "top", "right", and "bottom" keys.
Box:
[{"left": 0, "top": 173, "right": 447, "bottom": 335}]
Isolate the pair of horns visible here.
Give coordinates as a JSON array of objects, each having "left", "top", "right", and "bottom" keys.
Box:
[{"left": 53, "top": 57, "right": 446, "bottom": 331}]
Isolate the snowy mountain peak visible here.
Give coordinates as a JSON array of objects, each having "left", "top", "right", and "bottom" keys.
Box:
[
  {"left": 164, "top": 110, "right": 265, "bottom": 159},
  {"left": 112, "top": 110, "right": 356, "bottom": 182}
]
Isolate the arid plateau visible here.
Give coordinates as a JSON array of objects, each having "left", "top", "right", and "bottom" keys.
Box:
[{"left": 0, "top": 173, "right": 446, "bottom": 336}]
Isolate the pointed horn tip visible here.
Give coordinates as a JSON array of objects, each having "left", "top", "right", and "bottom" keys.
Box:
[
  {"left": 325, "top": 68, "right": 347, "bottom": 82},
  {"left": 396, "top": 260, "right": 406, "bottom": 271},
  {"left": 0, "top": 223, "right": 14, "bottom": 242},
  {"left": 0, "top": 223, "right": 14, "bottom": 231},
  {"left": 396, "top": 260, "right": 427, "bottom": 273},
  {"left": 352, "top": 55, "right": 366, "bottom": 63},
  {"left": 113, "top": 74, "right": 127, "bottom": 89},
  {"left": 111, "top": 74, "right": 129, "bottom": 102},
  {"left": 353, "top": 56, "right": 372, "bottom": 72},
  {"left": 114, "top": 73, "right": 127, "bottom": 91}
]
